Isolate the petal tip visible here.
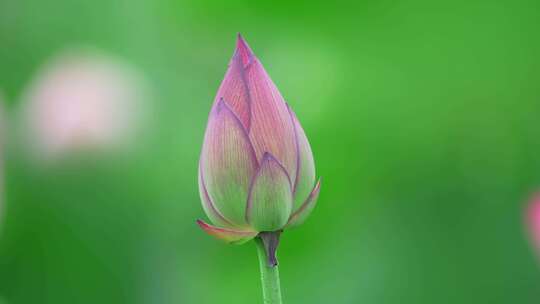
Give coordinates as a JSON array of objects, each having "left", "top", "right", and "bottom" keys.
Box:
[
  {"left": 261, "top": 151, "right": 273, "bottom": 161},
  {"left": 196, "top": 218, "right": 210, "bottom": 229},
  {"left": 260, "top": 152, "right": 292, "bottom": 185},
  {"left": 235, "top": 34, "right": 254, "bottom": 66},
  {"left": 316, "top": 177, "right": 322, "bottom": 188},
  {"left": 285, "top": 178, "right": 321, "bottom": 229},
  {"left": 261, "top": 152, "right": 279, "bottom": 166},
  {"left": 215, "top": 97, "right": 226, "bottom": 112},
  {"left": 196, "top": 219, "right": 257, "bottom": 245}
]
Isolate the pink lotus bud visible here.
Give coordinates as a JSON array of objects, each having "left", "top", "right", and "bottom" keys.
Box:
[
  {"left": 20, "top": 49, "right": 148, "bottom": 160},
  {"left": 527, "top": 194, "right": 540, "bottom": 255},
  {"left": 197, "top": 35, "right": 321, "bottom": 264}
]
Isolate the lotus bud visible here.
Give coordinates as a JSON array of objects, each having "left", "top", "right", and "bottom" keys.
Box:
[{"left": 197, "top": 35, "right": 321, "bottom": 265}]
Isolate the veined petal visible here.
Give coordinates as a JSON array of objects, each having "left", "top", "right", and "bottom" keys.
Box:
[
  {"left": 198, "top": 164, "right": 236, "bottom": 228},
  {"left": 288, "top": 106, "right": 316, "bottom": 211},
  {"left": 200, "top": 100, "right": 258, "bottom": 226},
  {"left": 246, "top": 153, "right": 293, "bottom": 232},
  {"left": 197, "top": 219, "right": 257, "bottom": 245},
  {"left": 213, "top": 40, "right": 253, "bottom": 130},
  {"left": 235, "top": 33, "right": 255, "bottom": 68},
  {"left": 239, "top": 37, "right": 297, "bottom": 182},
  {"left": 285, "top": 179, "right": 321, "bottom": 229}
]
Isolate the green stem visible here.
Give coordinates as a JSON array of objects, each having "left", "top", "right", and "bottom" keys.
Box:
[{"left": 255, "top": 238, "right": 283, "bottom": 304}]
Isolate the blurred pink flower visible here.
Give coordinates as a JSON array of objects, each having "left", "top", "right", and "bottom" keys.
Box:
[
  {"left": 21, "top": 49, "right": 148, "bottom": 159},
  {"left": 527, "top": 194, "right": 540, "bottom": 253}
]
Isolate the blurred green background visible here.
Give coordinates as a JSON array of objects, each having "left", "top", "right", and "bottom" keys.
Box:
[{"left": 1, "top": 0, "right": 540, "bottom": 303}]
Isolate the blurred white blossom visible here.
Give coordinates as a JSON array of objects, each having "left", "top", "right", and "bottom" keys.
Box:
[{"left": 20, "top": 49, "right": 149, "bottom": 160}]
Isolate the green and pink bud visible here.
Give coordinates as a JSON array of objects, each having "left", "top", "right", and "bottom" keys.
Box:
[{"left": 197, "top": 35, "right": 320, "bottom": 265}]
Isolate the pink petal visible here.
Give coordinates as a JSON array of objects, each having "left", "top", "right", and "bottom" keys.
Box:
[
  {"left": 196, "top": 219, "right": 257, "bottom": 245},
  {"left": 200, "top": 100, "right": 258, "bottom": 226},
  {"left": 286, "top": 179, "right": 321, "bottom": 229},
  {"left": 212, "top": 35, "right": 254, "bottom": 130},
  {"left": 288, "top": 105, "right": 316, "bottom": 211},
  {"left": 241, "top": 40, "right": 297, "bottom": 181},
  {"left": 235, "top": 33, "right": 254, "bottom": 67}
]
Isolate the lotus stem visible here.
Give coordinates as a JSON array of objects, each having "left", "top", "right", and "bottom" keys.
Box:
[{"left": 255, "top": 237, "right": 283, "bottom": 304}]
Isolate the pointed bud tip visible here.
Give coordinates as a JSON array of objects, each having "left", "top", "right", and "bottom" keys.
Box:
[
  {"left": 316, "top": 177, "right": 322, "bottom": 188},
  {"left": 214, "top": 98, "right": 232, "bottom": 115},
  {"left": 235, "top": 34, "right": 254, "bottom": 66},
  {"left": 215, "top": 98, "right": 225, "bottom": 110},
  {"left": 261, "top": 152, "right": 280, "bottom": 163}
]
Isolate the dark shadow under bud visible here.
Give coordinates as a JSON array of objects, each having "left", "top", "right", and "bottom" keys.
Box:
[{"left": 258, "top": 231, "right": 281, "bottom": 267}]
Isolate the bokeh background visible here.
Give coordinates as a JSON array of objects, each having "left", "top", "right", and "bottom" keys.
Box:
[{"left": 1, "top": 0, "right": 540, "bottom": 303}]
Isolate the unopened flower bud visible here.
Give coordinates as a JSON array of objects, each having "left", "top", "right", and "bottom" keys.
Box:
[{"left": 197, "top": 35, "right": 321, "bottom": 265}]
